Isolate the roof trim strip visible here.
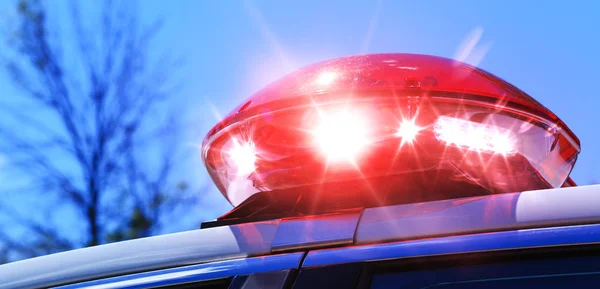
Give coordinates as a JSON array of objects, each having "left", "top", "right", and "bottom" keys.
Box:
[
  {"left": 0, "top": 220, "right": 279, "bottom": 289},
  {"left": 355, "top": 185, "right": 600, "bottom": 245},
  {"left": 303, "top": 223, "right": 600, "bottom": 267},
  {"left": 56, "top": 252, "right": 304, "bottom": 289}
]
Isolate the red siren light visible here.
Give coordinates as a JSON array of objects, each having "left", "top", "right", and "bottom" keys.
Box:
[{"left": 202, "top": 54, "right": 580, "bottom": 209}]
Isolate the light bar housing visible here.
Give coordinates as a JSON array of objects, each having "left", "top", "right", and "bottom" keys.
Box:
[{"left": 202, "top": 54, "right": 580, "bottom": 208}]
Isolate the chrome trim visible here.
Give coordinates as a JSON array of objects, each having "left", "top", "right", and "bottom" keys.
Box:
[
  {"left": 356, "top": 185, "right": 600, "bottom": 245},
  {"left": 271, "top": 211, "right": 361, "bottom": 252},
  {"left": 356, "top": 192, "right": 520, "bottom": 244},
  {"left": 303, "top": 223, "right": 600, "bottom": 267},
  {"left": 56, "top": 252, "right": 304, "bottom": 289},
  {"left": 0, "top": 221, "right": 279, "bottom": 289},
  {"left": 516, "top": 185, "right": 600, "bottom": 223}
]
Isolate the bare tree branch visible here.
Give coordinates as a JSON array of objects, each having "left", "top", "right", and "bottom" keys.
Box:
[{"left": 0, "top": 0, "right": 197, "bottom": 262}]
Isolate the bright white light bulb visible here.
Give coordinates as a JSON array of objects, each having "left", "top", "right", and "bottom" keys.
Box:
[
  {"left": 490, "top": 131, "right": 516, "bottom": 154},
  {"left": 228, "top": 140, "right": 256, "bottom": 176},
  {"left": 314, "top": 109, "right": 368, "bottom": 162},
  {"left": 396, "top": 119, "right": 423, "bottom": 143},
  {"left": 434, "top": 116, "right": 517, "bottom": 155}
]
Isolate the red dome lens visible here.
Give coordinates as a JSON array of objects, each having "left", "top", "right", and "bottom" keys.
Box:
[{"left": 203, "top": 54, "right": 580, "bottom": 207}]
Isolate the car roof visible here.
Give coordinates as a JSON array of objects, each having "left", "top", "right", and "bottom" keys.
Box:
[{"left": 1, "top": 184, "right": 600, "bottom": 289}]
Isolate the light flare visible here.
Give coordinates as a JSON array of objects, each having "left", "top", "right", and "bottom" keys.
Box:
[
  {"left": 396, "top": 119, "right": 424, "bottom": 144},
  {"left": 227, "top": 139, "right": 257, "bottom": 176},
  {"left": 315, "top": 71, "right": 338, "bottom": 86},
  {"left": 313, "top": 109, "right": 369, "bottom": 163},
  {"left": 434, "top": 116, "right": 517, "bottom": 155}
]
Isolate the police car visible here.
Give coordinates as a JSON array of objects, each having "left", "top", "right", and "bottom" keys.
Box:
[{"left": 1, "top": 54, "right": 599, "bottom": 289}]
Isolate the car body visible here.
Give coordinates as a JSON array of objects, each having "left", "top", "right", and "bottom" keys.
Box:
[{"left": 1, "top": 184, "right": 600, "bottom": 288}]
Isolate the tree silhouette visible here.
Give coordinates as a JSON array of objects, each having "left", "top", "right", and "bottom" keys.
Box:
[{"left": 0, "top": 0, "right": 197, "bottom": 261}]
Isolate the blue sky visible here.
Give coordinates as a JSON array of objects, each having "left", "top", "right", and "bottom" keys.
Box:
[
  {"left": 1, "top": 1, "right": 600, "bottom": 227},
  {"left": 153, "top": 1, "right": 599, "bottom": 184}
]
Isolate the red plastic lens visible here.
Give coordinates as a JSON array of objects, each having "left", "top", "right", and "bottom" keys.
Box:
[
  {"left": 203, "top": 54, "right": 580, "bottom": 206},
  {"left": 434, "top": 116, "right": 518, "bottom": 155}
]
